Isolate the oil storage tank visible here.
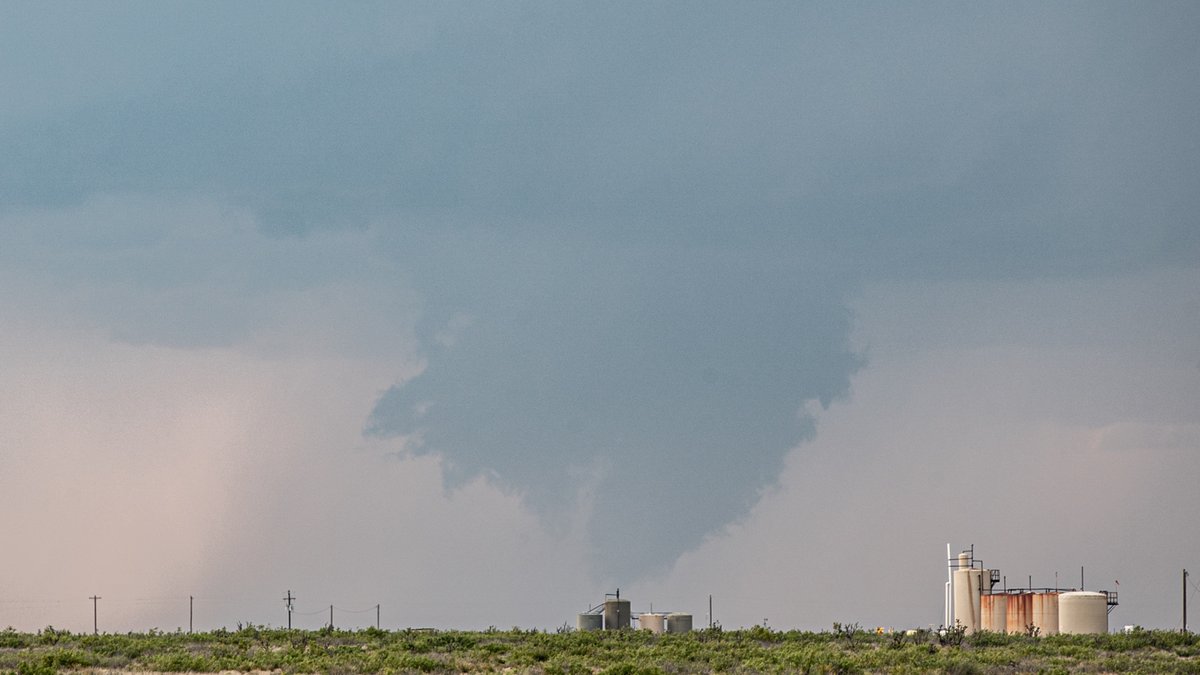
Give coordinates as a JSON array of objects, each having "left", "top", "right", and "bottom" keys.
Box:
[
  {"left": 639, "top": 613, "right": 665, "bottom": 634},
  {"left": 1006, "top": 593, "right": 1032, "bottom": 635},
  {"left": 1032, "top": 593, "right": 1059, "bottom": 636},
  {"left": 604, "top": 598, "right": 631, "bottom": 630},
  {"left": 577, "top": 613, "right": 603, "bottom": 631},
  {"left": 953, "top": 568, "right": 982, "bottom": 632},
  {"left": 981, "top": 594, "right": 1007, "bottom": 633},
  {"left": 1059, "top": 592, "right": 1108, "bottom": 634},
  {"left": 666, "top": 613, "right": 693, "bottom": 633}
]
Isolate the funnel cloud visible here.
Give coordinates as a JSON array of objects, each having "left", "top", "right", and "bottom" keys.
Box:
[{"left": 367, "top": 241, "right": 861, "bottom": 577}]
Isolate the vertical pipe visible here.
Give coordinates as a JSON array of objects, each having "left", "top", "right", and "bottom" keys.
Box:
[
  {"left": 189, "top": 596, "right": 193, "bottom": 634},
  {"left": 946, "top": 543, "right": 953, "bottom": 627}
]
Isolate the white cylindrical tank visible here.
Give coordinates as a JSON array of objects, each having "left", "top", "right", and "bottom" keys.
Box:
[
  {"left": 953, "top": 569, "right": 982, "bottom": 633},
  {"left": 981, "top": 594, "right": 1007, "bottom": 633},
  {"left": 1059, "top": 592, "right": 1108, "bottom": 634},
  {"left": 603, "top": 599, "right": 631, "bottom": 630},
  {"left": 639, "top": 613, "right": 665, "bottom": 633},
  {"left": 666, "top": 613, "right": 693, "bottom": 633},
  {"left": 1032, "top": 593, "right": 1059, "bottom": 636},
  {"left": 577, "top": 613, "right": 603, "bottom": 631}
]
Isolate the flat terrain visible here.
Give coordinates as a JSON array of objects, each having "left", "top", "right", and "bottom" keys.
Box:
[{"left": 2, "top": 625, "right": 1199, "bottom": 674}]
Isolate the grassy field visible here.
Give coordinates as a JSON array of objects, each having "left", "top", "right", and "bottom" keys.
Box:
[{"left": 2, "top": 624, "right": 1198, "bottom": 674}]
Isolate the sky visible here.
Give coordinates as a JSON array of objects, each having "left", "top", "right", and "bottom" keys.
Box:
[{"left": 1, "top": 1, "right": 1198, "bottom": 633}]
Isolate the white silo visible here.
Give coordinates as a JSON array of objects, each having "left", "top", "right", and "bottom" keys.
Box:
[
  {"left": 1058, "top": 592, "right": 1108, "bottom": 634},
  {"left": 952, "top": 567, "right": 982, "bottom": 633}
]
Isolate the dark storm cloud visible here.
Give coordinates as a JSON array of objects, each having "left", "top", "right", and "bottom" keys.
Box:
[
  {"left": 365, "top": 236, "right": 861, "bottom": 576},
  {"left": 3, "top": 2, "right": 1197, "bottom": 578}
]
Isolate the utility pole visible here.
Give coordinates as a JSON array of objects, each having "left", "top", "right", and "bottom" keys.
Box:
[
  {"left": 89, "top": 596, "right": 101, "bottom": 635},
  {"left": 708, "top": 595, "right": 713, "bottom": 629},
  {"left": 189, "top": 596, "right": 194, "bottom": 634},
  {"left": 376, "top": 604, "right": 380, "bottom": 630},
  {"left": 330, "top": 605, "right": 334, "bottom": 630},
  {"left": 284, "top": 590, "right": 295, "bottom": 630},
  {"left": 1185, "top": 569, "right": 1189, "bottom": 634}
]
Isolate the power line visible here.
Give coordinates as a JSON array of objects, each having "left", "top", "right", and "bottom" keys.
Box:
[{"left": 333, "top": 606, "right": 378, "bottom": 614}]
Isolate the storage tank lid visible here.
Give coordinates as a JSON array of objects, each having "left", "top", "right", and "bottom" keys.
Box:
[{"left": 1060, "top": 591, "right": 1106, "bottom": 598}]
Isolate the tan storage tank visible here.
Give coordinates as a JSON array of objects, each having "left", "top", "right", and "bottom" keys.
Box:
[
  {"left": 1059, "top": 592, "right": 1108, "bottom": 634},
  {"left": 666, "top": 613, "right": 693, "bottom": 633},
  {"left": 1006, "top": 593, "right": 1032, "bottom": 634},
  {"left": 639, "top": 613, "right": 665, "bottom": 633},
  {"left": 577, "top": 613, "right": 603, "bottom": 631},
  {"left": 953, "top": 568, "right": 982, "bottom": 633},
  {"left": 1032, "top": 593, "right": 1059, "bottom": 636},
  {"left": 981, "top": 594, "right": 1007, "bottom": 632},
  {"left": 603, "top": 599, "right": 631, "bottom": 630}
]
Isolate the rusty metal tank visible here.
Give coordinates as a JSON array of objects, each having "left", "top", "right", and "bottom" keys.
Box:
[
  {"left": 1059, "top": 592, "right": 1108, "bottom": 634},
  {"left": 1032, "top": 593, "right": 1059, "bottom": 636},
  {"left": 1006, "top": 593, "right": 1033, "bottom": 634},
  {"left": 981, "top": 594, "right": 1007, "bottom": 632}
]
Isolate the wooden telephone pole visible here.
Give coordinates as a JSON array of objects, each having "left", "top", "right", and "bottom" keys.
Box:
[
  {"left": 89, "top": 596, "right": 101, "bottom": 635},
  {"left": 284, "top": 590, "right": 295, "bottom": 630}
]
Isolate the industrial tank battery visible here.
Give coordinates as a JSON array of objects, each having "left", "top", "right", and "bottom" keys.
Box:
[
  {"left": 980, "top": 593, "right": 1007, "bottom": 633},
  {"left": 603, "top": 598, "right": 631, "bottom": 630},
  {"left": 666, "top": 613, "right": 693, "bottom": 633},
  {"left": 639, "top": 613, "right": 665, "bottom": 634},
  {"left": 1032, "top": 593, "right": 1060, "bottom": 636},
  {"left": 1059, "top": 592, "right": 1108, "bottom": 634},
  {"left": 577, "top": 613, "right": 603, "bottom": 631}
]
